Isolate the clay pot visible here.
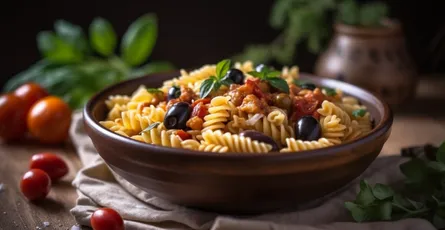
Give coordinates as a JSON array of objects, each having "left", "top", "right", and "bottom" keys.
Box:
[{"left": 315, "top": 20, "right": 418, "bottom": 105}]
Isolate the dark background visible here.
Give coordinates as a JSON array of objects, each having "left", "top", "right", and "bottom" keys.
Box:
[{"left": 1, "top": 0, "right": 445, "bottom": 88}]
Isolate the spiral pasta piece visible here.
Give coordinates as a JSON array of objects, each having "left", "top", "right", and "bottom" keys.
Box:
[
  {"left": 317, "top": 100, "right": 351, "bottom": 126},
  {"left": 198, "top": 143, "right": 229, "bottom": 153},
  {"left": 320, "top": 115, "right": 346, "bottom": 145},
  {"left": 141, "top": 105, "right": 166, "bottom": 123},
  {"left": 121, "top": 111, "right": 156, "bottom": 133},
  {"left": 202, "top": 130, "right": 272, "bottom": 153},
  {"left": 281, "top": 138, "right": 333, "bottom": 152},
  {"left": 162, "top": 65, "right": 216, "bottom": 91},
  {"left": 105, "top": 95, "right": 131, "bottom": 110},
  {"left": 107, "top": 104, "right": 127, "bottom": 121},
  {"left": 343, "top": 120, "right": 362, "bottom": 142},
  {"left": 267, "top": 107, "right": 287, "bottom": 126},
  {"left": 251, "top": 115, "right": 294, "bottom": 145},
  {"left": 202, "top": 96, "right": 231, "bottom": 132},
  {"left": 99, "top": 120, "right": 136, "bottom": 137}
]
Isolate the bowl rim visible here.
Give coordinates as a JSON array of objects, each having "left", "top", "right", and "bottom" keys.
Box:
[{"left": 84, "top": 71, "right": 393, "bottom": 160}]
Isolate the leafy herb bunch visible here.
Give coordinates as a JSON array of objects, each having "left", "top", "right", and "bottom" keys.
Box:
[
  {"left": 199, "top": 59, "right": 289, "bottom": 98},
  {"left": 234, "top": 0, "right": 389, "bottom": 65},
  {"left": 346, "top": 141, "right": 445, "bottom": 229},
  {"left": 3, "top": 14, "right": 174, "bottom": 109}
]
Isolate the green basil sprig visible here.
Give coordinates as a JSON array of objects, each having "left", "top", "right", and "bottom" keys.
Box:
[
  {"left": 199, "top": 59, "right": 233, "bottom": 98},
  {"left": 346, "top": 141, "right": 445, "bottom": 229},
  {"left": 3, "top": 14, "right": 174, "bottom": 110},
  {"left": 248, "top": 66, "right": 289, "bottom": 93},
  {"left": 141, "top": 122, "right": 161, "bottom": 134}
]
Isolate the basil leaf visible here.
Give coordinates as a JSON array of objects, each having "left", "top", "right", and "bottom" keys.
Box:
[
  {"left": 54, "top": 20, "right": 89, "bottom": 55},
  {"left": 3, "top": 60, "right": 59, "bottom": 92},
  {"left": 200, "top": 78, "right": 215, "bottom": 98},
  {"left": 436, "top": 141, "right": 445, "bottom": 164},
  {"left": 121, "top": 14, "right": 157, "bottom": 67},
  {"left": 267, "top": 77, "right": 289, "bottom": 93},
  {"left": 146, "top": 88, "right": 164, "bottom": 94},
  {"left": 428, "top": 161, "right": 445, "bottom": 173},
  {"left": 372, "top": 184, "right": 394, "bottom": 200},
  {"left": 141, "top": 122, "right": 161, "bottom": 133},
  {"left": 323, "top": 87, "right": 337, "bottom": 96},
  {"left": 89, "top": 17, "right": 117, "bottom": 57},
  {"left": 352, "top": 109, "right": 366, "bottom": 118},
  {"left": 377, "top": 201, "right": 393, "bottom": 220},
  {"left": 265, "top": 70, "right": 282, "bottom": 78},
  {"left": 345, "top": 202, "right": 368, "bottom": 222},
  {"left": 215, "top": 59, "right": 231, "bottom": 79},
  {"left": 356, "top": 180, "right": 375, "bottom": 206},
  {"left": 130, "top": 61, "right": 175, "bottom": 78},
  {"left": 220, "top": 78, "right": 233, "bottom": 86},
  {"left": 400, "top": 158, "right": 428, "bottom": 182},
  {"left": 248, "top": 71, "right": 264, "bottom": 79},
  {"left": 37, "top": 31, "right": 83, "bottom": 64}
]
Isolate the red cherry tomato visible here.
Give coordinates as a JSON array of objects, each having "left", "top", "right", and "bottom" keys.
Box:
[
  {"left": 91, "top": 208, "right": 124, "bottom": 230},
  {"left": 176, "top": 130, "right": 192, "bottom": 140},
  {"left": 191, "top": 102, "right": 208, "bottom": 119},
  {"left": 14, "top": 82, "right": 49, "bottom": 112},
  {"left": 27, "top": 96, "right": 72, "bottom": 144},
  {"left": 20, "top": 169, "right": 51, "bottom": 201},
  {"left": 0, "top": 94, "right": 28, "bottom": 141},
  {"left": 30, "top": 153, "right": 68, "bottom": 181}
]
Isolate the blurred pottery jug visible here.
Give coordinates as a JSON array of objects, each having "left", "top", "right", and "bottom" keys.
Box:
[{"left": 315, "top": 20, "right": 418, "bottom": 105}]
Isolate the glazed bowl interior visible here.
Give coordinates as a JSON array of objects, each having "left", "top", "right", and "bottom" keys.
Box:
[{"left": 83, "top": 71, "right": 393, "bottom": 214}]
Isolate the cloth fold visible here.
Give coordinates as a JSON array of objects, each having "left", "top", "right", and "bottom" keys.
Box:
[{"left": 69, "top": 112, "right": 435, "bottom": 230}]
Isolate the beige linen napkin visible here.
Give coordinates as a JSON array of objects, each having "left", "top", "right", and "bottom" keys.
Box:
[{"left": 69, "top": 112, "right": 435, "bottom": 230}]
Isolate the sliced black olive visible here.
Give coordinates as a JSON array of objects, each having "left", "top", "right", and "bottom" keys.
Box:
[
  {"left": 240, "top": 130, "right": 279, "bottom": 151},
  {"left": 295, "top": 116, "right": 321, "bottom": 141},
  {"left": 167, "top": 86, "right": 181, "bottom": 101},
  {"left": 300, "top": 83, "right": 316, "bottom": 91},
  {"left": 224, "top": 68, "right": 245, "bottom": 84},
  {"left": 164, "top": 102, "right": 191, "bottom": 129}
]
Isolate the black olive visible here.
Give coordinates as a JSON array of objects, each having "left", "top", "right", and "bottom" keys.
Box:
[
  {"left": 239, "top": 130, "right": 279, "bottom": 151},
  {"left": 164, "top": 102, "right": 191, "bottom": 129},
  {"left": 295, "top": 116, "right": 321, "bottom": 141},
  {"left": 224, "top": 68, "right": 245, "bottom": 84},
  {"left": 167, "top": 86, "right": 181, "bottom": 101},
  {"left": 300, "top": 83, "right": 317, "bottom": 91}
]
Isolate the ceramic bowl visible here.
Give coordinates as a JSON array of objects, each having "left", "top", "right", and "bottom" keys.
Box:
[{"left": 83, "top": 72, "right": 393, "bottom": 214}]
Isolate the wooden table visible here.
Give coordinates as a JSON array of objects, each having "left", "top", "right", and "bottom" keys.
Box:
[{"left": 1, "top": 80, "right": 445, "bottom": 230}]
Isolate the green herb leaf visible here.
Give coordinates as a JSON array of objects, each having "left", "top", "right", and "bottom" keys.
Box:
[
  {"left": 130, "top": 61, "right": 175, "bottom": 78},
  {"left": 3, "top": 60, "right": 59, "bottom": 92},
  {"left": 436, "top": 141, "right": 445, "bottom": 164},
  {"left": 267, "top": 77, "right": 289, "bottom": 93},
  {"left": 200, "top": 78, "right": 216, "bottom": 98},
  {"left": 293, "top": 79, "right": 309, "bottom": 87},
  {"left": 372, "top": 184, "right": 394, "bottom": 200},
  {"left": 146, "top": 88, "right": 164, "bottom": 94},
  {"left": 352, "top": 109, "right": 367, "bottom": 118},
  {"left": 37, "top": 31, "right": 83, "bottom": 64},
  {"left": 392, "top": 194, "right": 412, "bottom": 211},
  {"left": 400, "top": 158, "right": 428, "bottom": 182},
  {"left": 54, "top": 20, "right": 89, "bottom": 55},
  {"left": 247, "top": 71, "right": 264, "bottom": 79},
  {"left": 377, "top": 201, "right": 393, "bottom": 220},
  {"left": 220, "top": 78, "right": 234, "bottom": 86},
  {"left": 427, "top": 161, "right": 445, "bottom": 173},
  {"left": 141, "top": 122, "right": 161, "bottom": 133},
  {"left": 265, "top": 70, "right": 282, "bottom": 78},
  {"left": 323, "top": 87, "right": 337, "bottom": 96},
  {"left": 338, "top": 0, "right": 359, "bottom": 25},
  {"left": 345, "top": 202, "right": 368, "bottom": 222},
  {"left": 359, "top": 2, "right": 388, "bottom": 27},
  {"left": 89, "top": 17, "right": 117, "bottom": 57},
  {"left": 121, "top": 14, "right": 157, "bottom": 67},
  {"left": 215, "top": 59, "right": 231, "bottom": 79},
  {"left": 356, "top": 180, "right": 376, "bottom": 206}
]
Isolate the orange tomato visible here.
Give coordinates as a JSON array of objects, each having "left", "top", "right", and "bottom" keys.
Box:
[
  {"left": 0, "top": 94, "right": 28, "bottom": 141},
  {"left": 14, "top": 82, "right": 49, "bottom": 112},
  {"left": 27, "top": 96, "right": 72, "bottom": 144}
]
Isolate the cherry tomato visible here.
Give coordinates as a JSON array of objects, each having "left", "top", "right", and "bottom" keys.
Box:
[
  {"left": 20, "top": 169, "right": 51, "bottom": 201},
  {"left": 30, "top": 153, "right": 68, "bottom": 181},
  {"left": 14, "top": 82, "right": 49, "bottom": 112},
  {"left": 27, "top": 96, "right": 72, "bottom": 144},
  {"left": 176, "top": 130, "right": 192, "bottom": 140},
  {"left": 0, "top": 94, "right": 28, "bottom": 141},
  {"left": 91, "top": 208, "right": 124, "bottom": 230}
]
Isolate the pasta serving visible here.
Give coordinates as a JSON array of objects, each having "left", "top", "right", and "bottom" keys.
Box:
[{"left": 99, "top": 59, "right": 373, "bottom": 153}]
